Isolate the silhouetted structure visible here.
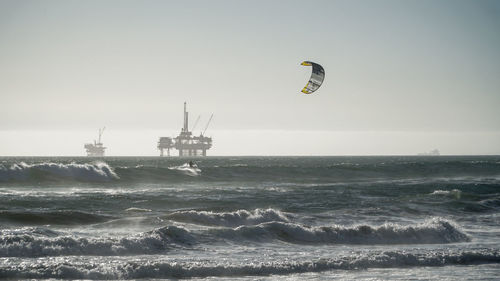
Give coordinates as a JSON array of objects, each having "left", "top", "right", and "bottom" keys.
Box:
[
  {"left": 158, "top": 102, "right": 213, "bottom": 157},
  {"left": 84, "top": 127, "right": 106, "bottom": 157}
]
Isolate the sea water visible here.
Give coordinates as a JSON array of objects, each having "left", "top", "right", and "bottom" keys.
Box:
[{"left": 0, "top": 156, "right": 499, "bottom": 280}]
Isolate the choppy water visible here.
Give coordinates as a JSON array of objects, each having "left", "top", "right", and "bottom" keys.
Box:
[{"left": 0, "top": 156, "right": 499, "bottom": 280}]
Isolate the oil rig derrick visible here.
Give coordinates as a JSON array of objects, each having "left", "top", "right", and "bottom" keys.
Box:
[
  {"left": 158, "top": 102, "right": 213, "bottom": 157},
  {"left": 84, "top": 127, "right": 106, "bottom": 157}
]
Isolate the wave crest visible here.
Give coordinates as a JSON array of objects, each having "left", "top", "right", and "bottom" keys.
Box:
[
  {"left": 167, "top": 208, "right": 291, "bottom": 227},
  {"left": 0, "top": 249, "right": 498, "bottom": 279},
  {"left": 0, "top": 218, "right": 472, "bottom": 257},
  {"left": 220, "top": 218, "right": 470, "bottom": 244},
  {"left": 168, "top": 163, "right": 202, "bottom": 177},
  {"left": 0, "top": 226, "right": 194, "bottom": 257},
  {"left": 430, "top": 189, "right": 462, "bottom": 198},
  {"left": 0, "top": 162, "right": 119, "bottom": 182}
]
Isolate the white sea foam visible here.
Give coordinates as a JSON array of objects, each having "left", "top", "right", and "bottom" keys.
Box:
[
  {"left": 167, "top": 208, "right": 291, "bottom": 227},
  {"left": 168, "top": 163, "right": 201, "bottom": 177},
  {"left": 430, "top": 189, "right": 462, "bottom": 198},
  {"left": 0, "top": 249, "right": 498, "bottom": 279},
  {"left": 0, "top": 225, "right": 193, "bottom": 257},
  {"left": 220, "top": 217, "right": 470, "bottom": 245},
  {"left": 0, "top": 187, "right": 158, "bottom": 197},
  {"left": 125, "top": 207, "right": 152, "bottom": 212},
  {"left": 230, "top": 163, "right": 248, "bottom": 167},
  {"left": 0, "top": 218, "right": 469, "bottom": 257},
  {"left": 0, "top": 227, "right": 61, "bottom": 237},
  {"left": 0, "top": 161, "right": 119, "bottom": 182}
]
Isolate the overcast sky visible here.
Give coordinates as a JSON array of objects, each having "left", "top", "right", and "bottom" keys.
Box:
[{"left": 1, "top": 0, "right": 499, "bottom": 156}]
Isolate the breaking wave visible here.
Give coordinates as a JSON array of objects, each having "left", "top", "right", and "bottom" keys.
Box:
[
  {"left": 3, "top": 157, "right": 499, "bottom": 184},
  {"left": 125, "top": 207, "right": 152, "bottom": 213},
  {"left": 0, "top": 218, "right": 470, "bottom": 257},
  {"left": 430, "top": 189, "right": 462, "bottom": 196},
  {"left": 216, "top": 218, "right": 470, "bottom": 245},
  {"left": 168, "top": 163, "right": 202, "bottom": 177},
  {"left": 0, "top": 162, "right": 118, "bottom": 182},
  {"left": 0, "top": 226, "right": 194, "bottom": 257},
  {"left": 0, "top": 249, "right": 498, "bottom": 279},
  {"left": 166, "top": 208, "right": 291, "bottom": 227}
]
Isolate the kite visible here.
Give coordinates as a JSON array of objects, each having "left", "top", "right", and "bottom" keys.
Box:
[{"left": 300, "top": 61, "right": 325, "bottom": 94}]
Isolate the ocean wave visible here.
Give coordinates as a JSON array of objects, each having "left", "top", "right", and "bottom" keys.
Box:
[
  {"left": 479, "top": 196, "right": 500, "bottom": 209},
  {"left": 108, "top": 165, "right": 204, "bottom": 181},
  {"left": 0, "top": 227, "right": 61, "bottom": 237},
  {"left": 0, "top": 226, "right": 194, "bottom": 257},
  {"left": 0, "top": 218, "right": 469, "bottom": 257},
  {"left": 166, "top": 208, "right": 291, "bottom": 227},
  {"left": 216, "top": 218, "right": 470, "bottom": 245},
  {"left": 125, "top": 207, "right": 152, "bottom": 212},
  {"left": 3, "top": 157, "right": 499, "bottom": 184},
  {"left": 0, "top": 162, "right": 118, "bottom": 182},
  {"left": 0, "top": 249, "right": 498, "bottom": 279},
  {"left": 168, "top": 163, "right": 202, "bottom": 177},
  {"left": 0, "top": 210, "right": 114, "bottom": 225},
  {"left": 430, "top": 189, "right": 462, "bottom": 198}
]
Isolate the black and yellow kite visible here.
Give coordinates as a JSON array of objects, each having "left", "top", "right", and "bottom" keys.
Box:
[{"left": 300, "top": 61, "right": 325, "bottom": 94}]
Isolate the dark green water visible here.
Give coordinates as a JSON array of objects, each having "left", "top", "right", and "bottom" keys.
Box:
[{"left": 0, "top": 156, "right": 499, "bottom": 279}]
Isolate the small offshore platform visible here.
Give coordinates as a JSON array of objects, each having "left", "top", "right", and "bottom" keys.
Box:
[
  {"left": 158, "top": 102, "right": 213, "bottom": 157},
  {"left": 84, "top": 127, "right": 106, "bottom": 157}
]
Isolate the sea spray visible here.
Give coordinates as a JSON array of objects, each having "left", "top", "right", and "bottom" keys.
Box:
[
  {"left": 0, "top": 249, "right": 498, "bottom": 279},
  {"left": 0, "top": 218, "right": 469, "bottom": 257},
  {"left": 1, "top": 156, "right": 499, "bottom": 280},
  {"left": 215, "top": 217, "right": 470, "bottom": 245},
  {"left": 166, "top": 208, "right": 291, "bottom": 227},
  {"left": 0, "top": 226, "right": 194, "bottom": 257},
  {"left": 0, "top": 162, "right": 118, "bottom": 182}
]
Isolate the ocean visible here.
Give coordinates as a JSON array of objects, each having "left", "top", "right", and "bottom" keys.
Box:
[{"left": 0, "top": 156, "right": 499, "bottom": 280}]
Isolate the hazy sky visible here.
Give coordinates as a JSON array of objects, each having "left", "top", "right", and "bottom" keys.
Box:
[{"left": 1, "top": 0, "right": 499, "bottom": 155}]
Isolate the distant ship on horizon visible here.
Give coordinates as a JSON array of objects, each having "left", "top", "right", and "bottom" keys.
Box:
[
  {"left": 418, "top": 149, "right": 440, "bottom": 156},
  {"left": 84, "top": 127, "right": 106, "bottom": 157}
]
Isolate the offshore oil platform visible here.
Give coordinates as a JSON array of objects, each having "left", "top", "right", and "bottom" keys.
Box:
[
  {"left": 84, "top": 127, "right": 106, "bottom": 157},
  {"left": 157, "top": 102, "right": 213, "bottom": 157}
]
